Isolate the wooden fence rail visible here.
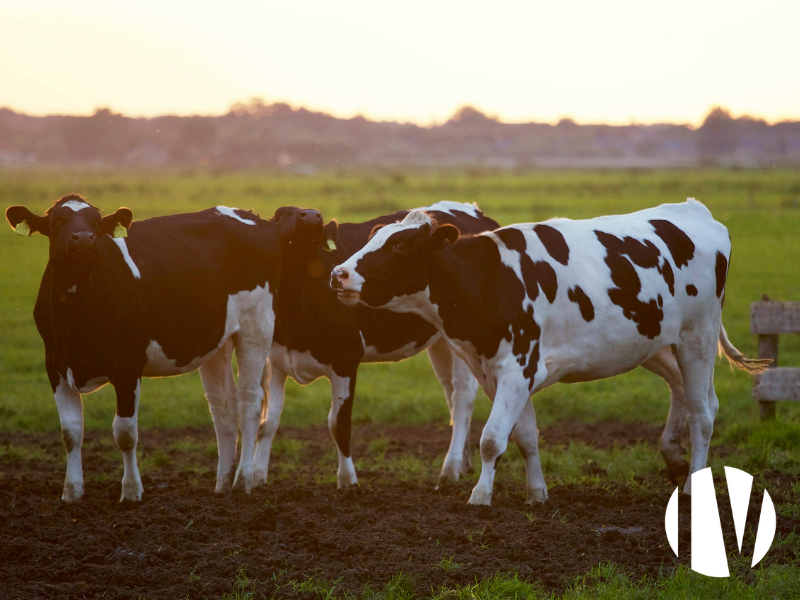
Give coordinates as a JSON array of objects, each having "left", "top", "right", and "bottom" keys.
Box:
[{"left": 750, "top": 301, "right": 800, "bottom": 420}]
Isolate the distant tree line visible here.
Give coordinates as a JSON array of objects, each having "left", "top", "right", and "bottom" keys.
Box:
[{"left": 1, "top": 101, "right": 798, "bottom": 169}]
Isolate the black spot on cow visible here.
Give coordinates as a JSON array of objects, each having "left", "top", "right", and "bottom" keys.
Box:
[
  {"left": 661, "top": 258, "right": 675, "bottom": 295},
  {"left": 595, "top": 230, "right": 664, "bottom": 339},
  {"left": 534, "top": 224, "right": 569, "bottom": 265},
  {"left": 496, "top": 228, "right": 526, "bottom": 253},
  {"left": 686, "top": 284, "right": 698, "bottom": 296},
  {"left": 567, "top": 286, "right": 594, "bottom": 321},
  {"left": 497, "top": 228, "right": 558, "bottom": 304},
  {"left": 333, "top": 379, "right": 356, "bottom": 457},
  {"left": 657, "top": 294, "right": 663, "bottom": 308},
  {"left": 650, "top": 220, "right": 695, "bottom": 268},
  {"left": 715, "top": 252, "right": 728, "bottom": 298}
]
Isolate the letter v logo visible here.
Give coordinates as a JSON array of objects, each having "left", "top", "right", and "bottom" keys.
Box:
[{"left": 664, "top": 466, "right": 777, "bottom": 577}]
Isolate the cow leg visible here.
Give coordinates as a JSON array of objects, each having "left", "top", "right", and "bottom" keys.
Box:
[
  {"left": 113, "top": 379, "right": 143, "bottom": 502},
  {"left": 469, "top": 369, "right": 533, "bottom": 506},
  {"left": 253, "top": 364, "right": 288, "bottom": 485},
  {"left": 198, "top": 341, "right": 238, "bottom": 493},
  {"left": 231, "top": 336, "right": 270, "bottom": 493},
  {"left": 511, "top": 400, "right": 548, "bottom": 505},
  {"left": 641, "top": 346, "right": 690, "bottom": 487},
  {"left": 54, "top": 378, "right": 84, "bottom": 502},
  {"left": 329, "top": 373, "right": 358, "bottom": 488},
  {"left": 674, "top": 329, "right": 718, "bottom": 496},
  {"left": 427, "top": 338, "right": 478, "bottom": 484}
]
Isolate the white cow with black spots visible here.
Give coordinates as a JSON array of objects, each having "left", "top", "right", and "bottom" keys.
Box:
[{"left": 331, "top": 199, "right": 768, "bottom": 505}]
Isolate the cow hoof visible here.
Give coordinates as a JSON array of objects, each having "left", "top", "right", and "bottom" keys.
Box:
[
  {"left": 665, "top": 461, "right": 690, "bottom": 488},
  {"left": 435, "top": 474, "right": 459, "bottom": 490},
  {"left": 336, "top": 474, "right": 359, "bottom": 489},
  {"left": 525, "top": 486, "right": 548, "bottom": 505},
  {"left": 120, "top": 482, "right": 143, "bottom": 502},
  {"left": 252, "top": 468, "right": 268, "bottom": 487},
  {"left": 61, "top": 482, "right": 84, "bottom": 503},
  {"left": 467, "top": 488, "right": 492, "bottom": 506},
  {"left": 438, "top": 461, "right": 464, "bottom": 485},
  {"left": 214, "top": 481, "right": 232, "bottom": 494},
  {"left": 233, "top": 468, "right": 254, "bottom": 494}
]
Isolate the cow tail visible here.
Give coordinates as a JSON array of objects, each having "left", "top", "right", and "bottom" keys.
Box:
[{"left": 718, "top": 321, "right": 771, "bottom": 374}]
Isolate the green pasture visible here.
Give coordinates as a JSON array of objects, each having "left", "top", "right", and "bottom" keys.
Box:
[{"left": 1, "top": 168, "right": 799, "bottom": 447}]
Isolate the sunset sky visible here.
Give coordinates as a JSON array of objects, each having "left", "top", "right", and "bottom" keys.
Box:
[{"left": 2, "top": 0, "right": 799, "bottom": 125}]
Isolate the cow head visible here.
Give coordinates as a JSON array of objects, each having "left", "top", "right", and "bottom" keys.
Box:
[
  {"left": 5, "top": 194, "right": 132, "bottom": 269},
  {"left": 331, "top": 210, "right": 459, "bottom": 307},
  {"left": 270, "top": 206, "right": 339, "bottom": 278}
]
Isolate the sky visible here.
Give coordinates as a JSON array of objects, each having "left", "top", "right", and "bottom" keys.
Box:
[{"left": 1, "top": 0, "right": 799, "bottom": 126}]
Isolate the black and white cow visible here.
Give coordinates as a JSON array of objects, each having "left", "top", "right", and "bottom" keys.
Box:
[
  {"left": 331, "top": 199, "right": 769, "bottom": 505},
  {"left": 252, "top": 202, "right": 499, "bottom": 488},
  {"left": 6, "top": 195, "right": 281, "bottom": 502}
]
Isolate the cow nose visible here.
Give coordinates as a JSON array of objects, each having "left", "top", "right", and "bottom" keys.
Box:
[
  {"left": 299, "top": 210, "right": 322, "bottom": 224},
  {"left": 71, "top": 232, "right": 96, "bottom": 247},
  {"left": 330, "top": 267, "right": 348, "bottom": 289}
]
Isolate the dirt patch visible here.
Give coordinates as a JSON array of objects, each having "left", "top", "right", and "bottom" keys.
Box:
[{"left": 0, "top": 423, "right": 796, "bottom": 599}]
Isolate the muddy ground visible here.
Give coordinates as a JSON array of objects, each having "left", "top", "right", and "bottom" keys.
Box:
[{"left": 0, "top": 422, "right": 797, "bottom": 599}]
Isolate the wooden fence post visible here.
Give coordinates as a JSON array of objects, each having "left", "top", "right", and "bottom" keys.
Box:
[
  {"left": 758, "top": 334, "right": 779, "bottom": 420},
  {"left": 751, "top": 299, "right": 800, "bottom": 421}
]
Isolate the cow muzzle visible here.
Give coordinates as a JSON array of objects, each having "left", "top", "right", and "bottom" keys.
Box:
[{"left": 330, "top": 267, "right": 361, "bottom": 305}]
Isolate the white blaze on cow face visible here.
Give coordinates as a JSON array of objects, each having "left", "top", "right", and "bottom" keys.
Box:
[
  {"left": 216, "top": 206, "right": 256, "bottom": 225},
  {"left": 62, "top": 200, "right": 91, "bottom": 212},
  {"left": 332, "top": 210, "right": 433, "bottom": 305}
]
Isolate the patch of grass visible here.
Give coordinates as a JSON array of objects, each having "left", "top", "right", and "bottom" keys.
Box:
[
  {"left": 288, "top": 575, "right": 344, "bottom": 600},
  {"left": 220, "top": 568, "right": 257, "bottom": 600},
  {"left": 368, "top": 436, "right": 389, "bottom": 458},
  {"left": 0, "top": 444, "right": 48, "bottom": 461},
  {"left": 169, "top": 438, "right": 207, "bottom": 453},
  {"left": 273, "top": 438, "right": 309, "bottom": 461},
  {"left": 560, "top": 562, "right": 800, "bottom": 600},
  {"left": 437, "top": 555, "right": 463, "bottom": 573}
]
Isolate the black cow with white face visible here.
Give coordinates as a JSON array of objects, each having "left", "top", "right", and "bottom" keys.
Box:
[
  {"left": 332, "top": 199, "right": 769, "bottom": 505},
  {"left": 251, "top": 202, "right": 499, "bottom": 488},
  {"left": 6, "top": 195, "right": 281, "bottom": 502}
]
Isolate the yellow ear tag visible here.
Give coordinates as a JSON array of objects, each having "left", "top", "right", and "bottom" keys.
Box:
[
  {"left": 113, "top": 223, "right": 127, "bottom": 239},
  {"left": 14, "top": 220, "right": 31, "bottom": 237},
  {"left": 325, "top": 238, "right": 337, "bottom": 251}
]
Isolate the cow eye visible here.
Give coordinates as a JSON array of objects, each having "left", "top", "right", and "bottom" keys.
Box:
[{"left": 393, "top": 240, "right": 409, "bottom": 254}]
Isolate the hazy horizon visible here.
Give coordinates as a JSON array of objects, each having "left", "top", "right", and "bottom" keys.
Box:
[{"left": 2, "top": 0, "right": 799, "bottom": 127}]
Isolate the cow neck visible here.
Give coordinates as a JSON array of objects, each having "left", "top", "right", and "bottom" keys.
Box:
[
  {"left": 275, "top": 246, "right": 333, "bottom": 339},
  {"left": 425, "top": 235, "right": 487, "bottom": 337},
  {"left": 48, "top": 236, "right": 138, "bottom": 350}
]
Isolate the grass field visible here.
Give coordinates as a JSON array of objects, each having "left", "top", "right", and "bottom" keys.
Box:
[
  {"left": 1, "top": 168, "right": 799, "bottom": 598},
  {"left": 2, "top": 169, "right": 799, "bottom": 436}
]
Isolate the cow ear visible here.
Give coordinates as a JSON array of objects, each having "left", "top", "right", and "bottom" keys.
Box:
[
  {"left": 323, "top": 219, "right": 339, "bottom": 251},
  {"left": 428, "top": 224, "right": 460, "bottom": 252},
  {"left": 369, "top": 223, "right": 386, "bottom": 240},
  {"left": 6, "top": 205, "right": 49, "bottom": 237},
  {"left": 102, "top": 208, "right": 133, "bottom": 236}
]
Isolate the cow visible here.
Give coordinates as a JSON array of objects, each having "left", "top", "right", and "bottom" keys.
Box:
[
  {"left": 252, "top": 201, "right": 499, "bottom": 488},
  {"left": 331, "top": 199, "right": 769, "bottom": 505},
  {"left": 5, "top": 195, "right": 282, "bottom": 502}
]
